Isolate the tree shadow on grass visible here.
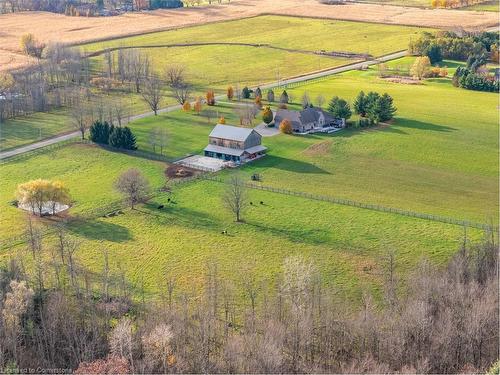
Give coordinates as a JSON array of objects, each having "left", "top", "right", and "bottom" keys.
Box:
[
  {"left": 245, "top": 220, "right": 333, "bottom": 247},
  {"left": 334, "top": 118, "right": 456, "bottom": 138},
  {"left": 137, "top": 200, "right": 223, "bottom": 231},
  {"left": 67, "top": 219, "right": 133, "bottom": 242},
  {"left": 254, "top": 155, "right": 330, "bottom": 174}
]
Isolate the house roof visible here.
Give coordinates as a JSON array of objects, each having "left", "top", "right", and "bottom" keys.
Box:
[
  {"left": 209, "top": 124, "right": 255, "bottom": 142},
  {"left": 274, "top": 107, "right": 337, "bottom": 129},
  {"left": 204, "top": 144, "right": 245, "bottom": 157},
  {"left": 244, "top": 145, "right": 267, "bottom": 154}
]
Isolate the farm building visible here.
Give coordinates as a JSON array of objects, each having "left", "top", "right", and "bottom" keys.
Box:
[
  {"left": 204, "top": 124, "right": 267, "bottom": 163},
  {"left": 274, "top": 107, "right": 345, "bottom": 134}
]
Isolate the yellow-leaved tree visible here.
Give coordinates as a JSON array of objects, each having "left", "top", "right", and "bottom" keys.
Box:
[
  {"left": 16, "top": 179, "right": 70, "bottom": 216},
  {"left": 410, "top": 56, "right": 431, "bottom": 80},
  {"left": 227, "top": 86, "right": 234, "bottom": 100},
  {"left": 279, "top": 119, "right": 293, "bottom": 134}
]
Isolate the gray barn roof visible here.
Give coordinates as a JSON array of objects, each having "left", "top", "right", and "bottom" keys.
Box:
[{"left": 209, "top": 124, "right": 255, "bottom": 142}]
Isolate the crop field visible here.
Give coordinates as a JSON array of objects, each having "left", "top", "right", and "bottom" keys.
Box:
[{"left": 0, "top": 143, "right": 483, "bottom": 302}]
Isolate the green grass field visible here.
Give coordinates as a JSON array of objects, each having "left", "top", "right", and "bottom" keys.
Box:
[
  {"left": 0, "top": 111, "right": 73, "bottom": 151},
  {"left": 84, "top": 15, "right": 429, "bottom": 92},
  {"left": 463, "top": 0, "right": 499, "bottom": 11},
  {"left": 1, "top": 16, "right": 430, "bottom": 152},
  {"left": 126, "top": 57, "right": 498, "bottom": 223},
  {"left": 0, "top": 143, "right": 483, "bottom": 302},
  {"left": 0, "top": 144, "right": 168, "bottom": 242}
]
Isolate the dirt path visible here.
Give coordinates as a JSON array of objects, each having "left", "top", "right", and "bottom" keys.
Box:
[
  {"left": 0, "top": 0, "right": 497, "bottom": 72},
  {"left": 0, "top": 50, "right": 406, "bottom": 160}
]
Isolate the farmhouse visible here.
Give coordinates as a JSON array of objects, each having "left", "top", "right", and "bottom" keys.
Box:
[
  {"left": 274, "top": 107, "right": 345, "bottom": 134},
  {"left": 204, "top": 124, "right": 267, "bottom": 163}
]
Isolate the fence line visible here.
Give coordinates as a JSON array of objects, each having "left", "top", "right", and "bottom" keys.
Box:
[{"left": 199, "top": 175, "right": 497, "bottom": 232}]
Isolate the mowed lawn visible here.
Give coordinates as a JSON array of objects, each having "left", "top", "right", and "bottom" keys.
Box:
[
  {"left": 240, "top": 61, "right": 499, "bottom": 223},
  {"left": 0, "top": 144, "right": 168, "bottom": 242},
  {"left": 84, "top": 15, "right": 429, "bottom": 92},
  {"left": 0, "top": 144, "right": 483, "bottom": 301},
  {"left": 127, "top": 58, "right": 498, "bottom": 223},
  {"left": 0, "top": 111, "right": 73, "bottom": 151}
]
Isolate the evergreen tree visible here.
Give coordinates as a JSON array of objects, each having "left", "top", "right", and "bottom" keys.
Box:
[
  {"left": 109, "top": 127, "right": 137, "bottom": 150},
  {"left": 89, "top": 121, "right": 113, "bottom": 145},
  {"left": 280, "top": 90, "right": 289, "bottom": 104},
  {"left": 327, "top": 96, "right": 352, "bottom": 120},
  {"left": 377, "top": 93, "right": 397, "bottom": 122},
  {"left": 267, "top": 89, "right": 275, "bottom": 102},
  {"left": 426, "top": 43, "right": 443, "bottom": 64},
  {"left": 242, "top": 87, "right": 251, "bottom": 99},
  {"left": 353, "top": 91, "right": 367, "bottom": 117}
]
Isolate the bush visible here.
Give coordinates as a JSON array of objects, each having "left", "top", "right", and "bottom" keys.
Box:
[
  {"left": 242, "top": 86, "right": 251, "bottom": 99},
  {"left": 279, "top": 119, "right": 293, "bottom": 134},
  {"left": 89, "top": 121, "right": 113, "bottom": 144},
  {"left": 109, "top": 127, "right": 137, "bottom": 150},
  {"left": 357, "top": 117, "right": 374, "bottom": 128}
]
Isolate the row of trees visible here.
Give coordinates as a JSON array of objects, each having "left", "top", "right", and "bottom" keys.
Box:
[
  {"left": 430, "top": 0, "right": 491, "bottom": 8},
  {"left": 89, "top": 121, "right": 138, "bottom": 149},
  {"left": 409, "top": 30, "right": 499, "bottom": 67},
  {"left": 453, "top": 67, "right": 500, "bottom": 92},
  {"left": 0, "top": 213, "right": 496, "bottom": 373},
  {"left": 0, "top": 0, "right": 184, "bottom": 14}
]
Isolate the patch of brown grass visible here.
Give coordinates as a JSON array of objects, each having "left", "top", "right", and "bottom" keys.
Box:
[{"left": 303, "top": 140, "right": 333, "bottom": 156}]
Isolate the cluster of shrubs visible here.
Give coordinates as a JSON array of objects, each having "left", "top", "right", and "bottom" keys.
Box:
[
  {"left": 453, "top": 67, "right": 499, "bottom": 93},
  {"left": 89, "top": 121, "right": 137, "bottom": 150}
]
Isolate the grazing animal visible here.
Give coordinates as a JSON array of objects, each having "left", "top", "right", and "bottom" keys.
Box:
[
  {"left": 260, "top": 201, "right": 264, "bottom": 205},
  {"left": 250, "top": 202, "right": 253, "bottom": 205},
  {"left": 167, "top": 198, "right": 171, "bottom": 203},
  {"left": 158, "top": 205, "right": 164, "bottom": 209},
  {"left": 221, "top": 230, "right": 228, "bottom": 235}
]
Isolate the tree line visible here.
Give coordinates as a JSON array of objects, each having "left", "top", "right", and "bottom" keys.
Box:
[
  {"left": 0, "top": 216, "right": 496, "bottom": 373},
  {"left": 409, "top": 30, "right": 499, "bottom": 92}
]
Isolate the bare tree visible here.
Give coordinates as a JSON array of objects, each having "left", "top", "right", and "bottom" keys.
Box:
[
  {"left": 222, "top": 175, "right": 248, "bottom": 222},
  {"left": 69, "top": 92, "right": 93, "bottom": 139},
  {"left": 165, "top": 65, "right": 191, "bottom": 105},
  {"left": 200, "top": 108, "right": 217, "bottom": 124},
  {"left": 316, "top": 94, "right": 325, "bottom": 108},
  {"left": 129, "top": 50, "right": 149, "bottom": 93},
  {"left": 142, "top": 74, "right": 163, "bottom": 115},
  {"left": 114, "top": 168, "right": 151, "bottom": 209}
]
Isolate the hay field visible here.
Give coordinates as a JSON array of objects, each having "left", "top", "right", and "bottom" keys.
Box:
[{"left": 0, "top": 0, "right": 497, "bottom": 72}]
